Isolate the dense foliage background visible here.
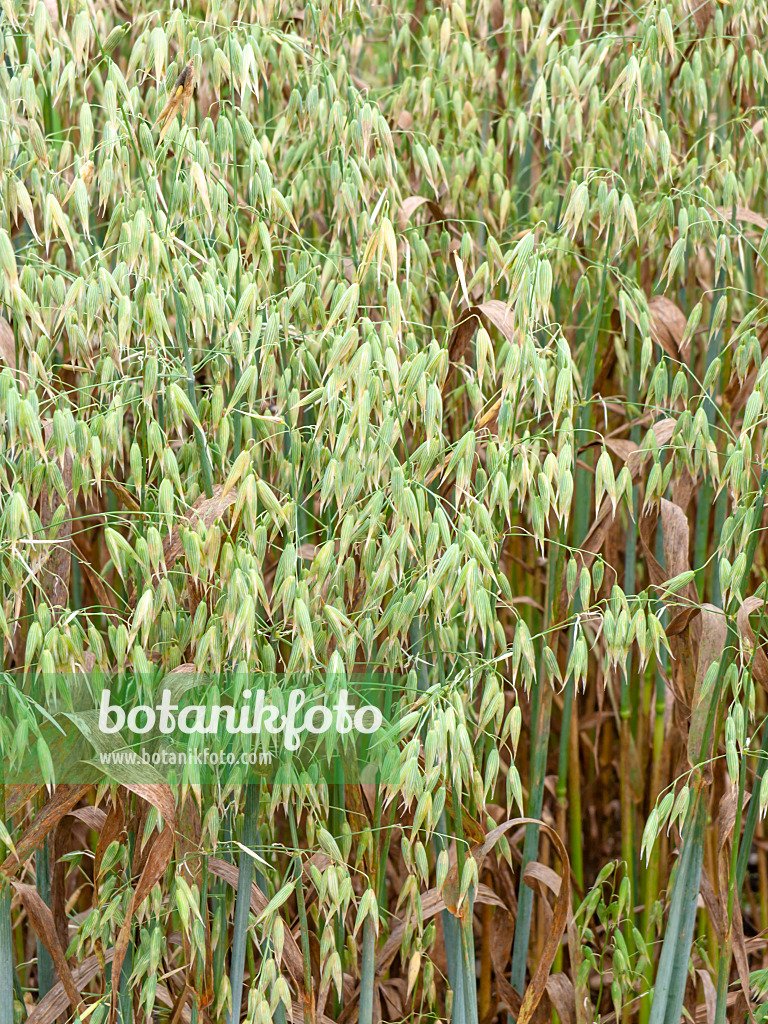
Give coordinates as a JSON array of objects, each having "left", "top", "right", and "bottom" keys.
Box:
[{"left": 3, "top": 0, "right": 768, "bottom": 1021}]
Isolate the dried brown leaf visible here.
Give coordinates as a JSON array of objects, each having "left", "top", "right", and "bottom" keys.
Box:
[
  {"left": 26, "top": 950, "right": 113, "bottom": 1024},
  {"left": 397, "top": 196, "right": 455, "bottom": 233},
  {"left": 108, "top": 785, "right": 176, "bottom": 1024},
  {"left": 0, "top": 317, "right": 16, "bottom": 372},
  {"left": 163, "top": 485, "right": 239, "bottom": 570},
  {"left": 639, "top": 499, "right": 699, "bottom": 714},
  {"left": 2, "top": 784, "right": 92, "bottom": 874},
  {"left": 716, "top": 785, "right": 754, "bottom": 1019},
  {"left": 689, "top": 0, "right": 714, "bottom": 34},
  {"left": 737, "top": 597, "right": 768, "bottom": 691},
  {"left": 697, "top": 970, "right": 717, "bottom": 1022},
  {"left": 699, "top": 868, "right": 725, "bottom": 940},
  {"left": 688, "top": 604, "right": 727, "bottom": 770},
  {"left": 649, "top": 296, "right": 689, "bottom": 361},
  {"left": 489, "top": 904, "right": 521, "bottom": 1017},
  {"left": 443, "top": 301, "right": 518, "bottom": 397},
  {"left": 71, "top": 538, "right": 119, "bottom": 623},
  {"left": 66, "top": 806, "right": 107, "bottom": 832},
  {"left": 290, "top": 1004, "right": 335, "bottom": 1024},
  {"left": 522, "top": 860, "right": 563, "bottom": 899},
  {"left": 94, "top": 791, "right": 125, "bottom": 891},
  {"left": 603, "top": 438, "right": 637, "bottom": 462},
  {"left": 155, "top": 985, "right": 193, "bottom": 1024},
  {"left": 105, "top": 476, "right": 141, "bottom": 513},
  {"left": 713, "top": 206, "right": 768, "bottom": 232},
  {"left": 11, "top": 881, "right": 86, "bottom": 1017},
  {"left": 545, "top": 974, "right": 576, "bottom": 1024},
  {"left": 5, "top": 785, "right": 43, "bottom": 819}
]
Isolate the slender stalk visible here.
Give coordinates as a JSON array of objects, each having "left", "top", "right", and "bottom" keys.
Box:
[
  {"left": 619, "top": 698, "right": 635, "bottom": 938},
  {"left": 358, "top": 918, "right": 376, "bottom": 1024},
  {"left": 556, "top": 219, "right": 618, "bottom": 919},
  {"left": 213, "top": 804, "right": 232, "bottom": 1016},
  {"left": 35, "top": 835, "right": 53, "bottom": 998},
  {"left": 0, "top": 878, "right": 12, "bottom": 1024},
  {"left": 252, "top": 813, "right": 287, "bottom": 1024},
  {"left": 0, "top": 741, "right": 12, "bottom": 1024},
  {"left": 647, "top": 791, "right": 708, "bottom": 1024},
  {"left": 227, "top": 783, "right": 258, "bottom": 1024},
  {"left": 450, "top": 774, "right": 477, "bottom": 1024},
  {"left": 510, "top": 536, "right": 563, "bottom": 999},
  {"left": 640, "top": 506, "right": 670, "bottom": 1024},
  {"left": 717, "top": 604, "right": 768, "bottom": 1022},
  {"left": 288, "top": 804, "right": 314, "bottom": 1024},
  {"left": 639, "top": 665, "right": 667, "bottom": 1024},
  {"left": 736, "top": 714, "right": 768, "bottom": 892},
  {"left": 117, "top": 821, "right": 136, "bottom": 1024}
]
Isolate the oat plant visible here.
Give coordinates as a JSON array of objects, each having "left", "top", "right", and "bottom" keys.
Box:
[{"left": 3, "top": 0, "right": 768, "bottom": 1022}]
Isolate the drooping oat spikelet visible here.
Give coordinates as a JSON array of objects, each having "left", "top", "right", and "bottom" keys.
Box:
[{"left": 153, "top": 58, "right": 195, "bottom": 142}]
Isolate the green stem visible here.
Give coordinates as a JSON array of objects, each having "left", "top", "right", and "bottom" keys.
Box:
[
  {"left": 227, "top": 783, "right": 258, "bottom": 1024},
  {"left": 735, "top": 714, "right": 768, "bottom": 892},
  {"left": 0, "top": 879, "right": 12, "bottom": 1024},
  {"left": 0, "top": 744, "right": 12, "bottom": 1024},
  {"left": 117, "top": 825, "right": 136, "bottom": 1024},
  {"left": 288, "top": 804, "right": 314, "bottom": 1024},
  {"left": 35, "top": 834, "right": 53, "bottom": 998},
  {"left": 358, "top": 918, "right": 376, "bottom": 1024},
  {"left": 510, "top": 537, "right": 563, "bottom": 999}
]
